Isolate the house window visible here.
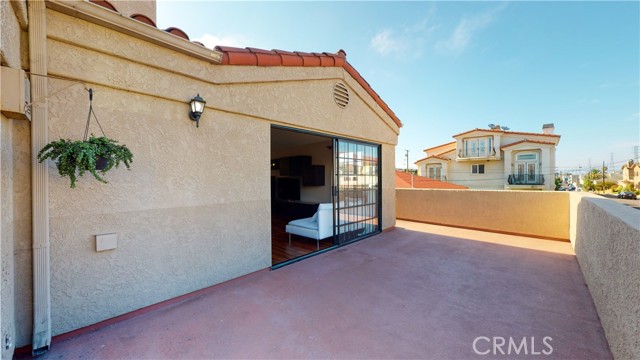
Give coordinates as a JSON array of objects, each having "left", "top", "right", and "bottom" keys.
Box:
[
  {"left": 471, "top": 164, "right": 485, "bottom": 174},
  {"left": 463, "top": 137, "right": 493, "bottom": 157},
  {"left": 427, "top": 165, "right": 442, "bottom": 180}
]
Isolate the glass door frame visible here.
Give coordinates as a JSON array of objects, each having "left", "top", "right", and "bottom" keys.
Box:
[
  {"left": 333, "top": 138, "right": 383, "bottom": 246},
  {"left": 269, "top": 125, "right": 383, "bottom": 269}
]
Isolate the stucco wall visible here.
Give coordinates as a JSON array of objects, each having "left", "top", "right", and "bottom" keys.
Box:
[
  {"left": 10, "top": 120, "right": 32, "bottom": 348},
  {"left": 570, "top": 193, "right": 640, "bottom": 359},
  {"left": 381, "top": 144, "right": 396, "bottom": 230},
  {"left": 36, "top": 8, "right": 399, "bottom": 338},
  {"left": 447, "top": 159, "right": 504, "bottom": 190},
  {"left": 0, "top": 116, "right": 13, "bottom": 360},
  {"left": 396, "top": 189, "right": 569, "bottom": 240}
]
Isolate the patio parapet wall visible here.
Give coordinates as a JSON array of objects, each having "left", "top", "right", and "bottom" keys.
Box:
[
  {"left": 396, "top": 189, "right": 570, "bottom": 240},
  {"left": 396, "top": 189, "right": 640, "bottom": 359},
  {"left": 569, "top": 193, "right": 640, "bottom": 360}
]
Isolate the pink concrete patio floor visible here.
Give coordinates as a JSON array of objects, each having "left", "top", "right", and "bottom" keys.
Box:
[{"left": 27, "top": 221, "right": 611, "bottom": 359}]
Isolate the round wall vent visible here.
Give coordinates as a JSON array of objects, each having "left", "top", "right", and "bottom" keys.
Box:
[{"left": 333, "top": 82, "right": 349, "bottom": 108}]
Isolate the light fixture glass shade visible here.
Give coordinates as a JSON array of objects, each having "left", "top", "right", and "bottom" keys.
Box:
[{"left": 190, "top": 94, "right": 206, "bottom": 115}]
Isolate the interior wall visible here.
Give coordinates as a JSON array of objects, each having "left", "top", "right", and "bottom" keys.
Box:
[{"left": 271, "top": 139, "right": 333, "bottom": 204}]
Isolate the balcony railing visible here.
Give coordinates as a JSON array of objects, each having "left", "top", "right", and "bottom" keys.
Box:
[
  {"left": 457, "top": 148, "right": 497, "bottom": 159},
  {"left": 507, "top": 174, "right": 545, "bottom": 185}
]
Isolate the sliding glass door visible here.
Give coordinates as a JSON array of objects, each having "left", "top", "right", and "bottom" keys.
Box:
[{"left": 334, "top": 139, "right": 381, "bottom": 245}]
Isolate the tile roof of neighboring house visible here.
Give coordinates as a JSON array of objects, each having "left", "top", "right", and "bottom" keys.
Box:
[
  {"left": 414, "top": 154, "right": 451, "bottom": 164},
  {"left": 500, "top": 139, "right": 558, "bottom": 149},
  {"left": 214, "top": 46, "right": 402, "bottom": 128},
  {"left": 395, "top": 171, "right": 468, "bottom": 189},
  {"left": 453, "top": 128, "right": 561, "bottom": 138},
  {"left": 423, "top": 141, "right": 456, "bottom": 153}
]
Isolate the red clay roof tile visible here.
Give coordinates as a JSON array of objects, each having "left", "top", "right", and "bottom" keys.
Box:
[
  {"left": 90, "top": 0, "right": 117, "bottom": 12},
  {"left": 500, "top": 139, "right": 558, "bottom": 149},
  {"left": 453, "top": 128, "right": 561, "bottom": 138},
  {"left": 130, "top": 13, "right": 156, "bottom": 27},
  {"left": 214, "top": 46, "right": 402, "bottom": 128},
  {"left": 165, "top": 27, "right": 189, "bottom": 40},
  {"left": 395, "top": 171, "right": 467, "bottom": 189}
]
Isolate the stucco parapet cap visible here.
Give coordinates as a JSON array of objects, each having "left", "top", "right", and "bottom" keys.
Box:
[{"left": 47, "top": 0, "right": 222, "bottom": 63}]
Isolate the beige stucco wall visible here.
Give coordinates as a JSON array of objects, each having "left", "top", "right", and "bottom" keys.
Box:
[
  {"left": 396, "top": 189, "right": 569, "bottom": 239},
  {"left": 381, "top": 144, "right": 396, "bottom": 229},
  {"left": 570, "top": 193, "right": 640, "bottom": 359},
  {"left": 24, "top": 7, "right": 399, "bottom": 339}
]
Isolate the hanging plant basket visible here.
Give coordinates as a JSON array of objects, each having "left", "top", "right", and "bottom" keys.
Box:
[
  {"left": 37, "top": 88, "right": 133, "bottom": 188},
  {"left": 37, "top": 136, "right": 133, "bottom": 188}
]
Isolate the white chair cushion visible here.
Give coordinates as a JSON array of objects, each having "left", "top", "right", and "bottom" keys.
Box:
[{"left": 287, "top": 217, "right": 318, "bottom": 230}]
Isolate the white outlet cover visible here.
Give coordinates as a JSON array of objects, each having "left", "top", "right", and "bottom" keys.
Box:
[{"left": 96, "top": 233, "right": 118, "bottom": 252}]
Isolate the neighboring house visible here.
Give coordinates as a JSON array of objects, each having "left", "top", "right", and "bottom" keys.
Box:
[
  {"left": 415, "top": 124, "right": 560, "bottom": 190},
  {"left": 395, "top": 170, "right": 468, "bottom": 189},
  {"left": 622, "top": 160, "right": 640, "bottom": 188},
  {"left": 0, "top": 0, "right": 401, "bottom": 356}
]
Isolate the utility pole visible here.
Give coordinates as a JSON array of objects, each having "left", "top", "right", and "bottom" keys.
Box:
[{"left": 405, "top": 150, "right": 409, "bottom": 173}]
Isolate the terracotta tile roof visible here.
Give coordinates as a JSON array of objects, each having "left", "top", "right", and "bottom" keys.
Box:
[
  {"left": 395, "top": 171, "right": 467, "bottom": 189},
  {"left": 414, "top": 154, "right": 451, "bottom": 164},
  {"left": 214, "top": 46, "right": 402, "bottom": 128},
  {"left": 90, "top": 0, "right": 117, "bottom": 12},
  {"left": 423, "top": 141, "right": 456, "bottom": 153},
  {"left": 500, "top": 139, "right": 558, "bottom": 149},
  {"left": 453, "top": 128, "right": 561, "bottom": 138}
]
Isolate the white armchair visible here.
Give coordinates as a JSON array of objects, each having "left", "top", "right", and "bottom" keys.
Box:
[{"left": 285, "top": 203, "right": 334, "bottom": 250}]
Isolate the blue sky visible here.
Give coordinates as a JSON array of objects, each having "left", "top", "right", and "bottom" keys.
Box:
[{"left": 157, "top": 1, "right": 639, "bottom": 173}]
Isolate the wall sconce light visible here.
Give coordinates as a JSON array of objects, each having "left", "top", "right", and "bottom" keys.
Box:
[{"left": 189, "top": 94, "right": 206, "bottom": 128}]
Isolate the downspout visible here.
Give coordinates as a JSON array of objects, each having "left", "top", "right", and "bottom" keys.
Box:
[{"left": 28, "top": 0, "right": 51, "bottom": 354}]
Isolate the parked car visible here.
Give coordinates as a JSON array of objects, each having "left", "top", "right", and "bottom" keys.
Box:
[{"left": 617, "top": 191, "right": 638, "bottom": 200}]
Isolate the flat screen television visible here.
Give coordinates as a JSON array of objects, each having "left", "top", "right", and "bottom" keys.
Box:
[{"left": 277, "top": 177, "right": 301, "bottom": 201}]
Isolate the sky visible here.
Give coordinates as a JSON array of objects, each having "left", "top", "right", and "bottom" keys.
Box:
[{"left": 157, "top": 1, "right": 639, "bottom": 173}]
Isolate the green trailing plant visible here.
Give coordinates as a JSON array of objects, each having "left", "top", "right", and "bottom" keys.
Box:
[{"left": 37, "top": 136, "right": 133, "bottom": 188}]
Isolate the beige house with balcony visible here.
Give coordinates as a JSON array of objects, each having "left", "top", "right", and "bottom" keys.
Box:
[
  {"left": 0, "top": 0, "right": 400, "bottom": 357},
  {"left": 415, "top": 124, "right": 560, "bottom": 190},
  {"left": 621, "top": 160, "right": 640, "bottom": 188}
]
